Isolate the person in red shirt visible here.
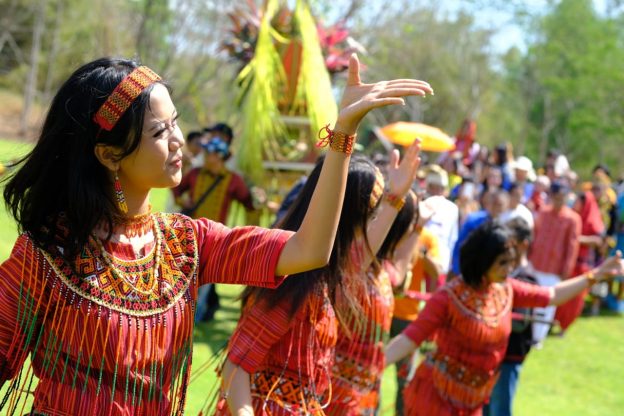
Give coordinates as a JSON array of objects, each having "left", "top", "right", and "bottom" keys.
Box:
[
  {"left": 0, "top": 55, "right": 432, "bottom": 415},
  {"left": 173, "top": 137, "right": 255, "bottom": 224},
  {"left": 554, "top": 191, "right": 605, "bottom": 331},
  {"left": 529, "top": 181, "right": 581, "bottom": 342},
  {"left": 385, "top": 221, "right": 623, "bottom": 416},
  {"left": 327, "top": 192, "right": 417, "bottom": 415},
  {"left": 217, "top": 146, "right": 422, "bottom": 415}
]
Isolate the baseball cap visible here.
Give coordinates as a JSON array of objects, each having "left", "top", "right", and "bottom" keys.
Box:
[
  {"left": 206, "top": 123, "right": 233, "bottom": 143},
  {"left": 425, "top": 165, "right": 449, "bottom": 188},
  {"left": 550, "top": 180, "right": 569, "bottom": 195}
]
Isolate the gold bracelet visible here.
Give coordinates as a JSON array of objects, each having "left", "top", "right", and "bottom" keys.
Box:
[
  {"left": 586, "top": 270, "right": 597, "bottom": 287},
  {"left": 329, "top": 130, "right": 355, "bottom": 154},
  {"left": 316, "top": 124, "right": 356, "bottom": 155},
  {"left": 384, "top": 191, "right": 406, "bottom": 211}
]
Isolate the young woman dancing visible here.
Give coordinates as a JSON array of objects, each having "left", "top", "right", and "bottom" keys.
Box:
[
  {"left": 385, "top": 221, "right": 623, "bottom": 416},
  {"left": 326, "top": 191, "right": 417, "bottom": 415},
  {"left": 0, "top": 55, "right": 432, "bottom": 415},
  {"left": 217, "top": 143, "right": 422, "bottom": 415}
]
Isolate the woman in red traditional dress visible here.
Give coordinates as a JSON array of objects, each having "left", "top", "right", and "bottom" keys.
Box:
[
  {"left": 326, "top": 191, "right": 417, "bottom": 415},
  {"left": 216, "top": 138, "right": 423, "bottom": 415},
  {"left": 0, "top": 56, "right": 432, "bottom": 415},
  {"left": 555, "top": 191, "right": 605, "bottom": 331},
  {"left": 385, "top": 221, "right": 623, "bottom": 416}
]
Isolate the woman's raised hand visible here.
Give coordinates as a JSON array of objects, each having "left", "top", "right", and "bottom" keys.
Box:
[
  {"left": 386, "top": 140, "right": 422, "bottom": 198},
  {"left": 334, "top": 54, "right": 433, "bottom": 135},
  {"left": 596, "top": 251, "right": 624, "bottom": 281}
]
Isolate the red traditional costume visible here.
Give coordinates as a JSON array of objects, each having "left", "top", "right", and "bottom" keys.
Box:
[
  {"left": 401, "top": 277, "right": 552, "bottom": 416},
  {"left": 0, "top": 213, "right": 292, "bottom": 415},
  {"left": 326, "top": 258, "right": 394, "bottom": 415},
  {"left": 215, "top": 284, "right": 337, "bottom": 416},
  {"left": 555, "top": 191, "right": 604, "bottom": 330}
]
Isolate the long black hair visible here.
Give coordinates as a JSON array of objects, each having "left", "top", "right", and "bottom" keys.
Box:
[
  {"left": 242, "top": 154, "right": 381, "bottom": 316},
  {"left": 376, "top": 192, "right": 417, "bottom": 261},
  {"left": 3, "top": 58, "right": 162, "bottom": 258},
  {"left": 459, "top": 220, "right": 513, "bottom": 288}
]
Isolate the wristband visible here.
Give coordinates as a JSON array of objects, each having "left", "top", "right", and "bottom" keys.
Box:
[
  {"left": 316, "top": 124, "right": 355, "bottom": 155},
  {"left": 385, "top": 191, "right": 406, "bottom": 211}
]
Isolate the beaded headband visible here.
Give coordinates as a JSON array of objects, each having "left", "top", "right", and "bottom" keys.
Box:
[
  {"left": 93, "top": 66, "right": 162, "bottom": 131},
  {"left": 370, "top": 170, "right": 385, "bottom": 209}
]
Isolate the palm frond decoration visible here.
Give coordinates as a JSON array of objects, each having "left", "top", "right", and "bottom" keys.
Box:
[
  {"left": 234, "top": 0, "right": 287, "bottom": 181},
  {"left": 292, "top": 0, "right": 338, "bottom": 138},
  {"left": 228, "top": 0, "right": 345, "bottom": 180}
]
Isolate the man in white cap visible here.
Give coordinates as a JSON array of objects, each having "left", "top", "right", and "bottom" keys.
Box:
[
  {"left": 422, "top": 166, "right": 459, "bottom": 275},
  {"left": 513, "top": 156, "right": 536, "bottom": 204}
]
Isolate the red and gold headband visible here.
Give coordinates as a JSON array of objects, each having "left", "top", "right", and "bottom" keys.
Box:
[
  {"left": 93, "top": 66, "right": 161, "bottom": 131},
  {"left": 370, "top": 169, "right": 385, "bottom": 209}
]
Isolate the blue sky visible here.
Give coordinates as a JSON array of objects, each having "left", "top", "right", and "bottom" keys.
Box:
[{"left": 444, "top": 0, "right": 609, "bottom": 53}]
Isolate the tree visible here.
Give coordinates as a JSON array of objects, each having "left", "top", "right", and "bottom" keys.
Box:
[
  {"left": 521, "top": 0, "right": 624, "bottom": 174},
  {"left": 346, "top": 1, "right": 500, "bottom": 145}
]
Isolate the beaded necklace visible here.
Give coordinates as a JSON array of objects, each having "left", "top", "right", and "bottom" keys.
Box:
[
  {"left": 115, "top": 207, "right": 154, "bottom": 237},
  {"left": 93, "top": 213, "right": 162, "bottom": 296}
]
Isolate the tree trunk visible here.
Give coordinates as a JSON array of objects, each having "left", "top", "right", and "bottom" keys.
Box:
[
  {"left": 43, "top": 0, "right": 63, "bottom": 103},
  {"left": 538, "top": 94, "right": 554, "bottom": 166},
  {"left": 20, "top": 0, "right": 47, "bottom": 137},
  {"left": 135, "top": 0, "right": 155, "bottom": 60}
]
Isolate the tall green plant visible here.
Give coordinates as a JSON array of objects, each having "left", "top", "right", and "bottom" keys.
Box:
[
  {"left": 235, "top": 0, "right": 287, "bottom": 181},
  {"left": 234, "top": 0, "right": 338, "bottom": 181},
  {"left": 293, "top": 0, "right": 338, "bottom": 137}
]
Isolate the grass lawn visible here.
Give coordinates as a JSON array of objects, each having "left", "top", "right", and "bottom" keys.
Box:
[{"left": 1, "top": 138, "right": 623, "bottom": 415}]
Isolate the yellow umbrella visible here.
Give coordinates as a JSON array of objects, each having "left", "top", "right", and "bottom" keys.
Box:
[{"left": 379, "top": 122, "right": 455, "bottom": 152}]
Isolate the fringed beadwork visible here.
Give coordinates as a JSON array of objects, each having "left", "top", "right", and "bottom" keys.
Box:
[{"left": 114, "top": 171, "right": 128, "bottom": 214}]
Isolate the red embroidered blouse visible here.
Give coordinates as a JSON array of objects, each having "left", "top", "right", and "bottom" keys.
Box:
[
  {"left": 327, "top": 264, "right": 394, "bottom": 415},
  {"left": 401, "top": 277, "right": 552, "bottom": 415},
  {"left": 218, "top": 285, "right": 337, "bottom": 416},
  {"left": 0, "top": 214, "right": 292, "bottom": 415}
]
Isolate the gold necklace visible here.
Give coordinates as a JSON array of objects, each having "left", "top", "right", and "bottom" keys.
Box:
[{"left": 93, "top": 215, "right": 162, "bottom": 296}]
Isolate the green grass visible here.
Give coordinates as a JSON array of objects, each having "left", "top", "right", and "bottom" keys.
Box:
[{"left": 1, "top": 138, "right": 623, "bottom": 415}]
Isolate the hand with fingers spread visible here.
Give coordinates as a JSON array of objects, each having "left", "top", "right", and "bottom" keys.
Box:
[
  {"left": 274, "top": 54, "right": 431, "bottom": 277},
  {"left": 594, "top": 250, "right": 624, "bottom": 282},
  {"left": 334, "top": 54, "right": 433, "bottom": 135},
  {"left": 386, "top": 140, "right": 422, "bottom": 198}
]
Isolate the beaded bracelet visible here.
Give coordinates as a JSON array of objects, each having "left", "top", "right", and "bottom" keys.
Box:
[
  {"left": 316, "top": 124, "right": 356, "bottom": 155},
  {"left": 384, "top": 191, "right": 406, "bottom": 211}
]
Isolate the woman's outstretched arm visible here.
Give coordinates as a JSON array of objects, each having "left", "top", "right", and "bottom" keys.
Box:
[
  {"left": 550, "top": 251, "right": 624, "bottom": 306},
  {"left": 385, "top": 334, "right": 418, "bottom": 366},
  {"left": 275, "top": 54, "right": 432, "bottom": 276}
]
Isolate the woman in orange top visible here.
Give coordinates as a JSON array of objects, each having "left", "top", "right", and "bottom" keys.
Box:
[{"left": 217, "top": 149, "right": 423, "bottom": 415}]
